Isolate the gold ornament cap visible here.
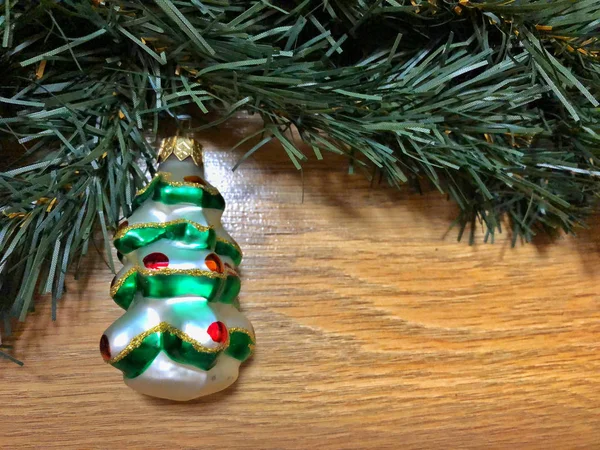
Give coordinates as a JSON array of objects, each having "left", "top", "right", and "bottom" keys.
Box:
[{"left": 158, "top": 136, "right": 203, "bottom": 167}]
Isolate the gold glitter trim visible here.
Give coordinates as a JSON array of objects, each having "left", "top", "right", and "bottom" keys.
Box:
[
  {"left": 158, "top": 136, "right": 204, "bottom": 166},
  {"left": 217, "top": 236, "right": 243, "bottom": 255},
  {"left": 110, "top": 267, "right": 138, "bottom": 298},
  {"left": 114, "top": 219, "right": 212, "bottom": 240},
  {"left": 108, "top": 321, "right": 229, "bottom": 364},
  {"left": 224, "top": 266, "right": 238, "bottom": 276},
  {"left": 135, "top": 171, "right": 220, "bottom": 197},
  {"left": 228, "top": 327, "right": 256, "bottom": 356},
  {"left": 109, "top": 267, "right": 228, "bottom": 298},
  {"left": 134, "top": 174, "right": 159, "bottom": 198},
  {"left": 141, "top": 267, "right": 227, "bottom": 279},
  {"left": 228, "top": 327, "right": 255, "bottom": 341}
]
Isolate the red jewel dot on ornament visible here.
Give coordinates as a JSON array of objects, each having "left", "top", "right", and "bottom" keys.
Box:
[
  {"left": 183, "top": 175, "right": 206, "bottom": 185},
  {"left": 117, "top": 220, "right": 129, "bottom": 231},
  {"left": 205, "top": 253, "right": 224, "bottom": 273},
  {"left": 143, "top": 252, "right": 169, "bottom": 270},
  {"left": 207, "top": 321, "right": 228, "bottom": 343},
  {"left": 100, "top": 335, "right": 111, "bottom": 361}
]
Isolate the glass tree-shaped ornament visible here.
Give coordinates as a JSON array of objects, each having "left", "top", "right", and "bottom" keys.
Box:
[{"left": 100, "top": 136, "right": 255, "bottom": 401}]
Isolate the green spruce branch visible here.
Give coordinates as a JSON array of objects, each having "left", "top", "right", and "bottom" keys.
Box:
[{"left": 0, "top": 0, "right": 599, "bottom": 337}]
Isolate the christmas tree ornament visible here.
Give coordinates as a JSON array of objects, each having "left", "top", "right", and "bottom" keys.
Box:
[{"left": 99, "top": 136, "right": 255, "bottom": 401}]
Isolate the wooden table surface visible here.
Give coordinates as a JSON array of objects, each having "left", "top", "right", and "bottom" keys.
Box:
[{"left": 2, "top": 117, "right": 600, "bottom": 449}]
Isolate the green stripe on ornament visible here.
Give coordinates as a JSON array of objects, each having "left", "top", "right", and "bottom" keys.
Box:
[
  {"left": 114, "top": 220, "right": 217, "bottom": 254},
  {"left": 225, "top": 329, "right": 255, "bottom": 362},
  {"left": 162, "top": 333, "right": 220, "bottom": 371},
  {"left": 132, "top": 175, "right": 225, "bottom": 211},
  {"left": 111, "top": 271, "right": 137, "bottom": 310},
  {"left": 220, "top": 274, "right": 241, "bottom": 304},
  {"left": 110, "top": 329, "right": 219, "bottom": 378},
  {"left": 215, "top": 239, "right": 243, "bottom": 266},
  {"left": 112, "top": 332, "right": 161, "bottom": 379},
  {"left": 110, "top": 268, "right": 241, "bottom": 309},
  {"left": 108, "top": 323, "right": 254, "bottom": 378}
]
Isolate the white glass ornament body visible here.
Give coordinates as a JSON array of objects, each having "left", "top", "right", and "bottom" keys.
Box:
[
  {"left": 104, "top": 156, "right": 254, "bottom": 401},
  {"left": 105, "top": 295, "right": 252, "bottom": 401}
]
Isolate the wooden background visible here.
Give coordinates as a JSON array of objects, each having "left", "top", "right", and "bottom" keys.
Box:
[{"left": 2, "top": 116, "right": 600, "bottom": 449}]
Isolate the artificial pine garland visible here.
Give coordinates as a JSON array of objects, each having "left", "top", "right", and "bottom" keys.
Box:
[{"left": 0, "top": 0, "right": 599, "bottom": 344}]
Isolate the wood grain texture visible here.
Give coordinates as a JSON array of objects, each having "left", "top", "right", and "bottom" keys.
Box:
[{"left": 2, "top": 116, "right": 600, "bottom": 449}]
